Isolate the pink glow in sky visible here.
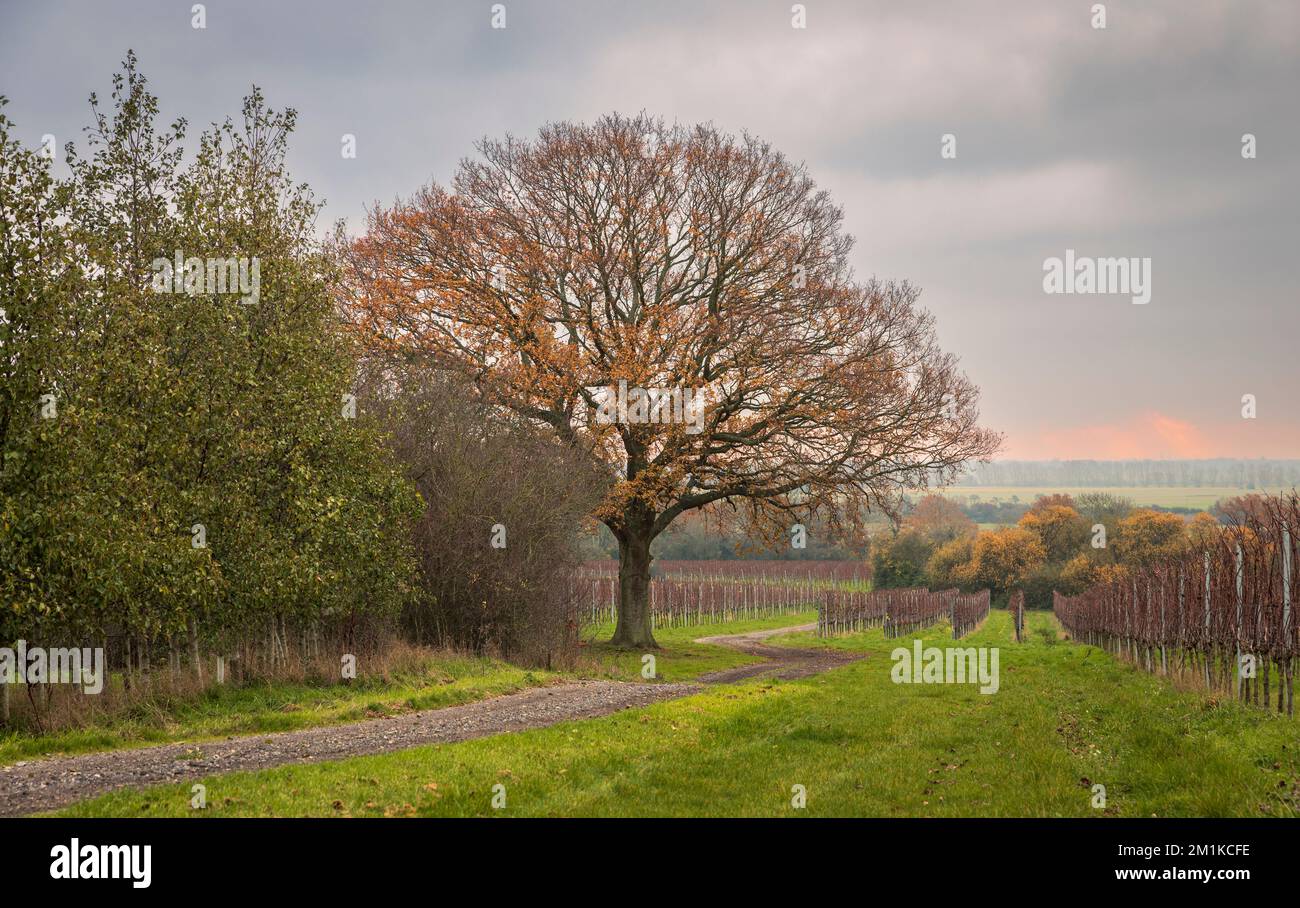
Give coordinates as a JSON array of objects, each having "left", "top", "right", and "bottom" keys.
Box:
[{"left": 999, "top": 411, "right": 1300, "bottom": 461}]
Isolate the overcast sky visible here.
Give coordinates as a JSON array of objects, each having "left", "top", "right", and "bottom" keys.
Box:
[{"left": 3, "top": 0, "right": 1297, "bottom": 460}]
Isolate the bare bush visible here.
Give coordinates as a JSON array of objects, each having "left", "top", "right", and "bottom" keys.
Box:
[{"left": 359, "top": 364, "right": 606, "bottom": 668}]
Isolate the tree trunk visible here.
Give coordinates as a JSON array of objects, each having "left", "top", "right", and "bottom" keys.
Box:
[
  {"left": 189, "top": 619, "right": 204, "bottom": 685},
  {"left": 611, "top": 529, "right": 657, "bottom": 648}
]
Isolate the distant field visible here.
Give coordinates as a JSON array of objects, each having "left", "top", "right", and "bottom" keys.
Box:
[{"left": 933, "top": 486, "right": 1285, "bottom": 511}]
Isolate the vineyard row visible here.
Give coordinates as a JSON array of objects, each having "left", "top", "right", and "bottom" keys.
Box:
[
  {"left": 818, "top": 588, "right": 990, "bottom": 640},
  {"left": 1054, "top": 494, "right": 1299, "bottom": 715}
]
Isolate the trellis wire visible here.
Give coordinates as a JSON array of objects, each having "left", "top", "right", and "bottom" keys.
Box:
[
  {"left": 577, "top": 572, "right": 827, "bottom": 628},
  {"left": 817, "top": 587, "right": 990, "bottom": 640},
  {"left": 1054, "top": 493, "right": 1299, "bottom": 715}
]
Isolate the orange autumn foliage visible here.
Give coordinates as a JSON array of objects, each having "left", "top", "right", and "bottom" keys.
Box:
[{"left": 341, "top": 114, "right": 1000, "bottom": 645}]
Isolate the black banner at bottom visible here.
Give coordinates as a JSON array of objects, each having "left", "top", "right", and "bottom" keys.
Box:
[{"left": 1, "top": 817, "right": 1277, "bottom": 894}]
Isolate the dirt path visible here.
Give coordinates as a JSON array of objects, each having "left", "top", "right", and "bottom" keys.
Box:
[
  {"left": 0, "top": 681, "right": 697, "bottom": 817},
  {"left": 0, "top": 621, "right": 859, "bottom": 817},
  {"left": 695, "top": 622, "right": 861, "bottom": 683}
]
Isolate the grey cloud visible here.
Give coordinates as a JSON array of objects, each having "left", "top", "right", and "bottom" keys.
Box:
[{"left": 2, "top": 0, "right": 1294, "bottom": 458}]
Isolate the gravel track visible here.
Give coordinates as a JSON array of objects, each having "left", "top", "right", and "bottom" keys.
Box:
[{"left": 0, "top": 620, "right": 859, "bottom": 816}]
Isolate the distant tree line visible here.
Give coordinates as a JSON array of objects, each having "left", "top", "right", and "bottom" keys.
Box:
[
  {"left": 874, "top": 492, "right": 1226, "bottom": 608},
  {"left": 577, "top": 509, "right": 869, "bottom": 563},
  {"left": 956, "top": 459, "right": 1300, "bottom": 489}
]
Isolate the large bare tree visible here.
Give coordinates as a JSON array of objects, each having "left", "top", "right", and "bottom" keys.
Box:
[{"left": 344, "top": 114, "right": 1000, "bottom": 647}]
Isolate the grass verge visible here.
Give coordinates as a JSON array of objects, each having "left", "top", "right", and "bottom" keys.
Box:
[
  {"left": 55, "top": 610, "right": 1300, "bottom": 817},
  {"left": 1, "top": 653, "right": 554, "bottom": 766}
]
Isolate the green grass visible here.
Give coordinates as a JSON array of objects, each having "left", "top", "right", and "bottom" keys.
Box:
[
  {"left": 55, "top": 610, "right": 1300, "bottom": 818},
  {"left": 934, "top": 486, "right": 1285, "bottom": 511},
  {"left": 1, "top": 654, "right": 555, "bottom": 766}
]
